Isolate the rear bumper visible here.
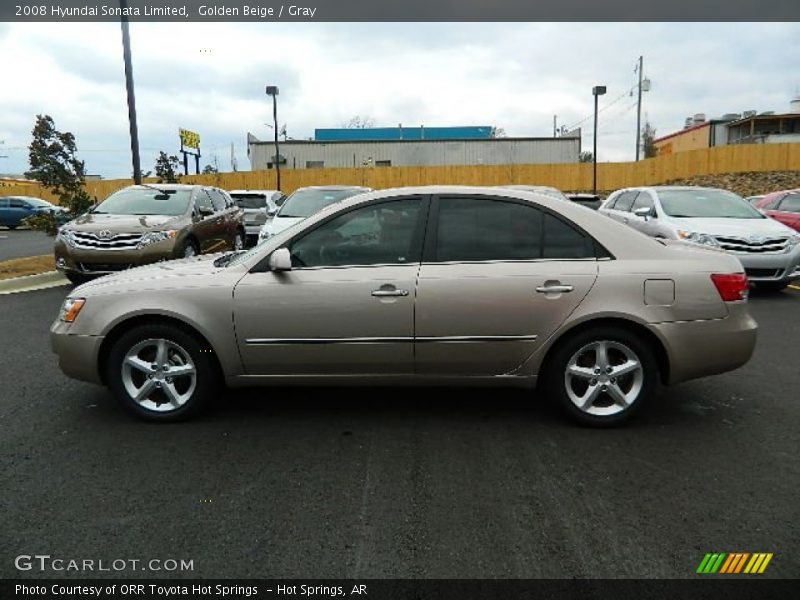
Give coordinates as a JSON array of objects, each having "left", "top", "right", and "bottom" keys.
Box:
[
  {"left": 652, "top": 303, "right": 757, "bottom": 385},
  {"left": 50, "top": 320, "right": 104, "bottom": 384}
]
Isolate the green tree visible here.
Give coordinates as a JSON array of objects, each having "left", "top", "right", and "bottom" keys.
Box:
[
  {"left": 202, "top": 163, "right": 218, "bottom": 174},
  {"left": 579, "top": 151, "right": 593, "bottom": 163},
  {"left": 154, "top": 151, "right": 182, "bottom": 183},
  {"left": 23, "top": 114, "right": 93, "bottom": 234},
  {"left": 642, "top": 121, "right": 658, "bottom": 158}
]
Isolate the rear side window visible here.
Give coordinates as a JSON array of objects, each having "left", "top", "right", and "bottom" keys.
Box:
[
  {"left": 777, "top": 193, "right": 800, "bottom": 213},
  {"left": 434, "top": 197, "right": 595, "bottom": 262},
  {"left": 0, "top": 198, "right": 9, "bottom": 208}
]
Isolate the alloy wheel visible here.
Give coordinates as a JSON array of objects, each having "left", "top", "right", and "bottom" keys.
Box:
[
  {"left": 121, "top": 338, "right": 197, "bottom": 412},
  {"left": 564, "top": 340, "right": 644, "bottom": 417}
]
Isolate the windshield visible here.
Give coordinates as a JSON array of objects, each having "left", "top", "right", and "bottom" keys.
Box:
[
  {"left": 659, "top": 189, "right": 764, "bottom": 219},
  {"left": 278, "top": 189, "right": 364, "bottom": 218},
  {"left": 93, "top": 188, "right": 192, "bottom": 216},
  {"left": 232, "top": 193, "right": 267, "bottom": 209}
]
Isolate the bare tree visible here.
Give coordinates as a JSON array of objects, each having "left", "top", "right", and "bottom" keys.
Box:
[
  {"left": 642, "top": 121, "right": 658, "bottom": 158},
  {"left": 342, "top": 115, "right": 375, "bottom": 129}
]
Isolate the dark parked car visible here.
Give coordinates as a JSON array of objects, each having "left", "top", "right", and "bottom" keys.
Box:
[{"left": 0, "top": 196, "right": 67, "bottom": 228}]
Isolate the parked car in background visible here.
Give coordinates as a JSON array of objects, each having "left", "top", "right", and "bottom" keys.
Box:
[
  {"left": 258, "top": 185, "right": 371, "bottom": 241},
  {"left": 745, "top": 195, "right": 765, "bottom": 205},
  {"left": 55, "top": 184, "right": 245, "bottom": 284},
  {"left": 566, "top": 193, "right": 602, "bottom": 210},
  {"left": 52, "top": 186, "right": 757, "bottom": 426},
  {"left": 0, "top": 196, "right": 67, "bottom": 229},
  {"left": 599, "top": 186, "right": 800, "bottom": 291},
  {"left": 753, "top": 189, "right": 800, "bottom": 233},
  {"left": 498, "top": 185, "right": 569, "bottom": 201},
  {"left": 229, "top": 189, "right": 286, "bottom": 246}
]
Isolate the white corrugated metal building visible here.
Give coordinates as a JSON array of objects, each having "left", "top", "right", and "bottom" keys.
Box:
[{"left": 246, "top": 133, "right": 580, "bottom": 171}]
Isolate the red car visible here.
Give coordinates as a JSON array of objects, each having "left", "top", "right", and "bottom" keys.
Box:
[{"left": 755, "top": 189, "right": 800, "bottom": 232}]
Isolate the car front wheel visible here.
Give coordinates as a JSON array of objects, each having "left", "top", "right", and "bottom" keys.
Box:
[
  {"left": 545, "top": 326, "right": 658, "bottom": 426},
  {"left": 106, "top": 323, "right": 218, "bottom": 421}
]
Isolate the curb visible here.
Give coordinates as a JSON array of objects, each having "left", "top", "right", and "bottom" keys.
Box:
[{"left": 0, "top": 270, "right": 70, "bottom": 295}]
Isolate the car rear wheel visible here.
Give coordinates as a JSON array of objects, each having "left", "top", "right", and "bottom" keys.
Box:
[
  {"left": 180, "top": 239, "right": 198, "bottom": 258},
  {"left": 545, "top": 326, "right": 658, "bottom": 426},
  {"left": 106, "top": 323, "right": 218, "bottom": 421}
]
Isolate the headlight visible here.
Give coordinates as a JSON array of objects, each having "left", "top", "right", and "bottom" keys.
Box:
[
  {"left": 787, "top": 234, "right": 800, "bottom": 248},
  {"left": 137, "top": 230, "right": 178, "bottom": 249},
  {"left": 59, "top": 297, "right": 86, "bottom": 323},
  {"left": 677, "top": 230, "right": 719, "bottom": 247},
  {"left": 56, "top": 229, "right": 76, "bottom": 247}
]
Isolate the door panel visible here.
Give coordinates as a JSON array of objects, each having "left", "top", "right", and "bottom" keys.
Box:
[
  {"left": 415, "top": 260, "right": 597, "bottom": 375},
  {"left": 233, "top": 265, "right": 418, "bottom": 374}
]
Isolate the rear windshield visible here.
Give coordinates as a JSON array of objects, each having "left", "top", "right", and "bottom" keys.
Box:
[
  {"left": 231, "top": 193, "right": 267, "bottom": 209},
  {"left": 278, "top": 189, "right": 365, "bottom": 218},
  {"left": 659, "top": 189, "right": 763, "bottom": 219},
  {"left": 93, "top": 188, "right": 192, "bottom": 216}
]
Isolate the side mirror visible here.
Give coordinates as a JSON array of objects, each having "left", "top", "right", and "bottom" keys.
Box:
[
  {"left": 267, "top": 208, "right": 278, "bottom": 217},
  {"left": 268, "top": 247, "right": 292, "bottom": 271},
  {"left": 276, "top": 196, "right": 286, "bottom": 207},
  {"left": 198, "top": 206, "right": 214, "bottom": 217},
  {"left": 634, "top": 206, "right": 654, "bottom": 220}
]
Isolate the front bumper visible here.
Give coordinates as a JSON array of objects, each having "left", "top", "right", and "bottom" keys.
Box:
[
  {"left": 50, "top": 320, "right": 105, "bottom": 384},
  {"left": 651, "top": 303, "right": 757, "bottom": 385},
  {"left": 733, "top": 246, "right": 800, "bottom": 282},
  {"left": 55, "top": 238, "right": 180, "bottom": 276}
]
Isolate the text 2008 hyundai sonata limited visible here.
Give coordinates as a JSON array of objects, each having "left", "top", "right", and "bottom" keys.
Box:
[{"left": 51, "top": 186, "right": 757, "bottom": 426}]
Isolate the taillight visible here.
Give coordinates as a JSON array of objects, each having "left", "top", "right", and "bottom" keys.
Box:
[{"left": 710, "top": 273, "right": 749, "bottom": 301}]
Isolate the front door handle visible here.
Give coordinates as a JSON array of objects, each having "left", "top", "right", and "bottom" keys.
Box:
[
  {"left": 536, "top": 284, "right": 574, "bottom": 294},
  {"left": 371, "top": 289, "right": 409, "bottom": 297}
]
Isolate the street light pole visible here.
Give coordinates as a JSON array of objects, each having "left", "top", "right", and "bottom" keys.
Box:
[
  {"left": 266, "top": 86, "right": 280, "bottom": 190},
  {"left": 635, "top": 55, "right": 643, "bottom": 162},
  {"left": 119, "top": 0, "right": 141, "bottom": 184},
  {"left": 592, "top": 85, "right": 607, "bottom": 196}
]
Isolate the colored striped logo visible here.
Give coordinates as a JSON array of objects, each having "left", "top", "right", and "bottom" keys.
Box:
[{"left": 697, "top": 552, "right": 773, "bottom": 574}]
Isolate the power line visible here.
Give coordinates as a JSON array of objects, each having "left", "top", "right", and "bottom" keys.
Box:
[{"left": 563, "top": 83, "right": 638, "bottom": 132}]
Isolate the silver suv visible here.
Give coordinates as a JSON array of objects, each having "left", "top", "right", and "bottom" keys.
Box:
[{"left": 599, "top": 186, "right": 800, "bottom": 291}]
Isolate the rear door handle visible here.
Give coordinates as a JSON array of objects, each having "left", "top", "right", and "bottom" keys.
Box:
[
  {"left": 536, "top": 285, "right": 574, "bottom": 294},
  {"left": 372, "top": 289, "right": 409, "bottom": 297}
]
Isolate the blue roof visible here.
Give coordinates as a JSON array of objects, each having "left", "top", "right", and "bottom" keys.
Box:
[{"left": 314, "top": 126, "right": 494, "bottom": 142}]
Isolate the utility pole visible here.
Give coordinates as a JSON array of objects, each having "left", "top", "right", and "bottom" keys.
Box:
[
  {"left": 635, "top": 55, "right": 643, "bottom": 162},
  {"left": 119, "top": 0, "right": 141, "bottom": 184},
  {"left": 553, "top": 115, "right": 557, "bottom": 137}
]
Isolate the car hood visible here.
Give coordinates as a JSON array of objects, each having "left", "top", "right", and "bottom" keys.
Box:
[
  {"left": 671, "top": 217, "right": 794, "bottom": 237},
  {"left": 66, "top": 213, "right": 184, "bottom": 232},
  {"left": 263, "top": 215, "right": 304, "bottom": 236},
  {"left": 72, "top": 253, "right": 241, "bottom": 295}
]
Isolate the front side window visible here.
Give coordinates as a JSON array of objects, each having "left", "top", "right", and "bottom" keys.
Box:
[
  {"left": 614, "top": 192, "right": 638, "bottom": 212},
  {"left": 208, "top": 190, "right": 227, "bottom": 211},
  {"left": 777, "top": 193, "right": 800, "bottom": 213},
  {"left": 196, "top": 191, "right": 214, "bottom": 214},
  {"left": 632, "top": 192, "right": 654, "bottom": 211},
  {"left": 435, "top": 197, "right": 595, "bottom": 262},
  {"left": 289, "top": 198, "right": 421, "bottom": 268}
]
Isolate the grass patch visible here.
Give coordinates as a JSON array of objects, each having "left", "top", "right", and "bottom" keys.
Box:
[{"left": 0, "top": 254, "right": 56, "bottom": 280}]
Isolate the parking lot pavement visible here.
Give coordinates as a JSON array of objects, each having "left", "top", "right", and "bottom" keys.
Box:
[
  {"left": 0, "top": 286, "right": 798, "bottom": 579},
  {"left": 0, "top": 228, "right": 55, "bottom": 261}
]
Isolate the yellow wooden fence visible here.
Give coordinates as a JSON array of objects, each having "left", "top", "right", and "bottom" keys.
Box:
[{"left": 2, "top": 143, "right": 799, "bottom": 204}]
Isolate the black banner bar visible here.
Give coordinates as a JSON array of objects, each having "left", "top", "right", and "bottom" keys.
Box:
[
  {"left": 3, "top": 0, "right": 800, "bottom": 22},
  {"left": 2, "top": 579, "right": 799, "bottom": 600}
]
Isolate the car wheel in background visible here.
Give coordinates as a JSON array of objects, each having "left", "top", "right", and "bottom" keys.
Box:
[
  {"left": 65, "top": 272, "right": 92, "bottom": 285},
  {"left": 106, "top": 323, "right": 218, "bottom": 421},
  {"left": 545, "top": 326, "right": 659, "bottom": 427},
  {"left": 233, "top": 230, "right": 245, "bottom": 251},
  {"left": 754, "top": 281, "right": 788, "bottom": 292},
  {"left": 180, "top": 239, "right": 198, "bottom": 258}
]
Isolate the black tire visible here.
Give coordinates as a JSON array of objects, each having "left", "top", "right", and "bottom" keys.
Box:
[
  {"left": 65, "top": 272, "right": 92, "bottom": 285},
  {"left": 544, "top": 326, "right": 659, "bottom": 427},
  {"left": 106, "top": 323, "right": 219, "bottom": 422},
  {"left": 755, "top": 281, "right": 788, "bottom": 292},
  {"left": 180, "top": 238, "right": 199, "bottom": 258}
]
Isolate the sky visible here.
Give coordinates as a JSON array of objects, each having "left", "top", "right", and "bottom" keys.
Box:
[{"left": 0, "top": 22, "right": 798, "bottom": 179}]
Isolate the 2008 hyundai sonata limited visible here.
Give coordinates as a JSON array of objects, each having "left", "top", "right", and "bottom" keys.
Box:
[{"left": 51, "top": 186, "right": 757, "bottom": 426}]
